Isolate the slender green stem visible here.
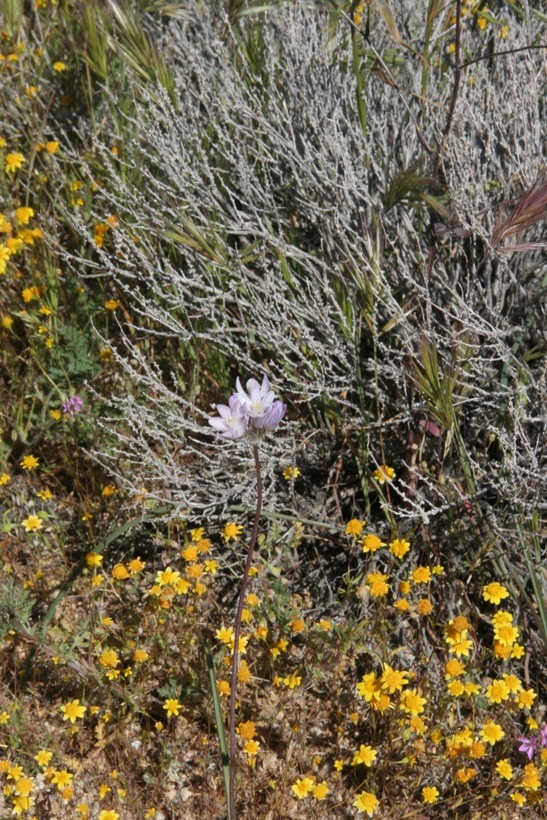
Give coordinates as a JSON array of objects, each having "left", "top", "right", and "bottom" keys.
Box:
[
  {"left": 228, "top": 444, "right": 262, "bottom": 820},
  {"left": 204, "top": 641, "right": 231, "bottom": 808}
]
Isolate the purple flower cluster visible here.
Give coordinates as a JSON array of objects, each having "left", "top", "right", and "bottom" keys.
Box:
[
  {"left": 518, "top": 724, "right": 547, "bottom": 760},
  {"left": 61, "top": 394, "right": 84, "bottom": 417},
  {"left": 208, "top": 376, "right": 286, "bottom": 440}
]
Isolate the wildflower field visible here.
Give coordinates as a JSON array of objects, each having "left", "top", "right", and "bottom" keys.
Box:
[{"left": 0, "top": 0, "right": 546, "bottom": 817}]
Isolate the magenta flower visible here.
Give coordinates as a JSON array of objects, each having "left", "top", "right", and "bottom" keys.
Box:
[
  {"left": 517, "top": 735, "right": 538, "bottom": 760},
  {"left": 62, "top": 395, "right": 84, "bottom": 416}
]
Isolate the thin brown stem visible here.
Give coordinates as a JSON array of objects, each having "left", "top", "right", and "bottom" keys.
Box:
[{"left": 228, "top": 443, "right": 262, "bottom": 820}]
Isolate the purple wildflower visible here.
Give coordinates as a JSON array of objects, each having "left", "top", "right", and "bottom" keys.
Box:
[
  {"left": 235, "top": 376, "right": 276, "bottom": 419},
  {"left": 517, "top": 735, "right": 538, "bottom": 760},
  {"left": 62, "top": 394, "right": 84, "bottom": 417},
  {"left": 540, "top": 724, "right": 547, "bottom": 747},
  {"left": 208, "top": 394, "right": 248, "bottom": 439},
  {"left": 208, "top": 375, "right": 286, "bottom": 440}
]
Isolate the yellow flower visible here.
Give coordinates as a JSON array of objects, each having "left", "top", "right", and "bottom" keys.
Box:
[
  {"left": 361, "top": 534, "right": 386, "bottom": 553},
  {"left": 495, "top": 623, "right": 519, "bottom": 646},
  {"left": 133, "top": 649, "right": 148, "bottom": 663},
  {"left": 389, "top": 538, "right": 410, "bottom": 559},
  {"left": 127, "top": 557, "right": 146, "bottom": 573},
  {"left": 14, "top": 776, "right": 33, "bottom": 796},
  {"left": 422, "top": 786, "right": 439, "bottom": 804},
  {"left": 51, "top": 770, "right": 73, "bottom": 789},
  {"left": 101, "top": 483, "right": 117, "bottom": 496},
  {"left": 381, "top": 664, "right": 408, "bottom": 693},
  {"left": 104, "top": 300, "right": 120, "bottom": 311},
  {"left": 111, "top": 563, "right": 129, "bottom": 580},
  {"left": 0, "top": 711, "right": 10, "bottom": 723},
  {"left": 366, "top": 571, "right": 389, "bottom": 597},
  {"left": 15, "top": 207, "right": 34, "bottom": 225},
  {"left": 236, "top": 720, "right": 256, "bottom": 739},
  {"left": 12, "top": 794, "right": 34, "bottom": 814},
  {"left": 22, "top": 515, "right": 42, "bottom": 532},
  {"left": 502, "top": 674, "right": 522, "bottom": 693},
  {"left": 98, "top": 649, "right": 120, "bottom": 668},
  {"left": 21, "top": 454, "right": 39, "bottom": 470},
  {"left": 356, "top": 672, "right": 382, "bottom": 702},
  {"left": 479, "top": 721, "right": 505, "bottom": 745},
  {"left": 353, "top": 790, "right": 379, "bottom": 815},
  {"left": 163, "top": 698, "right": 181, "bottom": 717},
  {"left": 291, "top": 617, "right": 305, "bottom": 633},
  {"left": 5, "top": 153, "right": 26, "bottom": 174},
  {"left": 496, "top": 759, "right": 513, "bottom": 780},
  {"left": 155, "top": 567, "right": 180, "bottom": 586},
  {"left": 409, "top": 716, "right": 427, "bottom": 734},
  {"left": 86, "top": 552, "right": 103, "bottom": 567},
  {"left": 399, "top": 688, "right": 427, "bottom": 715},
  {"left": 345, "top": 519, "right": 365, "bottom": 536},
  {"left": 517, "top": 689, "right": 536, "bottom": 709},
  {"left": 486, "top": 679, "right": 511, "bottom": 704},
  {"left": 313, "top": 781, "right": 329, "bottom": 800},
  {"left": 46, "top": 141, "right": 59, "bottom": 154},
  {"left": 52, "top": 61, "right": 66, "bottom": 71},
  {"left": 411, "top": 566, "right": 432, "bottom": 584},
  {"left": 217, "top": 680, "right": 230, "bottom": 696},
  {"left": 417, "top": 598, "right": 433, "bottom": 615},
  {"left": 37, "top": 488, "right": 53, "bottom": 500},
  {"left": 521, "top": 762, "right": 541, "bottom": 790},
  {"left": 444, "top": 659, "right": 465, "bottom": 678},
  {"left": 22, "top": 286, "right": 41, "bottom": 302},
  {"left": 7, "top": 764, "right": 24, "bottom": 780},
  {"left": 238, "top": 660, "right": 251, "bottom": 682},
  {"left": 482, "top": 581, "right": 509, "bottom": 605},
  {"left": 98, "top": 784, "right": 111, "bottom": 798},
  {"left": 60, "top": 699, "right": 86, "bottom": 723},
  {"left": 34, "top": 750, "right": 53, "bottom": 767},
  {"left": 351, "top": 745, "right": 377, "bottom": 767},
  {"left": 282, "top": 466, "right": 300, "bottom": 480},
  {"left": 244, "top": 740, "right": 259, "bottom": 756},
  {"left": 291, "top": 777, "right": 315, "bottom": 799},
  {"left": 511, "top": 642, "right": 525, "bottom": 659},
  {"left": 222, "top": 521, "right": 243, "bottom": 541},
  {"left": 373, "top": 465, "right": 395, "bottom": 484},
  {"left": 447, "top": 680, "right": 464, "bottom": 697},
  {"left": 510, "top": 792, "right": 526, "bottom": 806}
]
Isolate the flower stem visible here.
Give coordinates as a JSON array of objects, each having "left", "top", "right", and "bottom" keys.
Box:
[{"left": 228, "top": 443, "right": 262, "bottom": 820}]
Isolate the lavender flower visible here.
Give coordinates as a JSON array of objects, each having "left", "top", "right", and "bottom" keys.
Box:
[
  {"left": 208, "top": 375, "right": 286, "bottom": 439},
  {"left": 208, "top": 394, "right": 248, "bottom": 439},
  {"left": 61, "top": 395, "right": 84, "bottom": 417},
  {"left": 235, "top": 376, "right": 276, "bottom": 419}
]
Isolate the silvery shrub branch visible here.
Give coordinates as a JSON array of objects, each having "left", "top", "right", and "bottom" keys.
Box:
[{"left": 59, "top": 1, "right": 546, "bottom": 530}]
